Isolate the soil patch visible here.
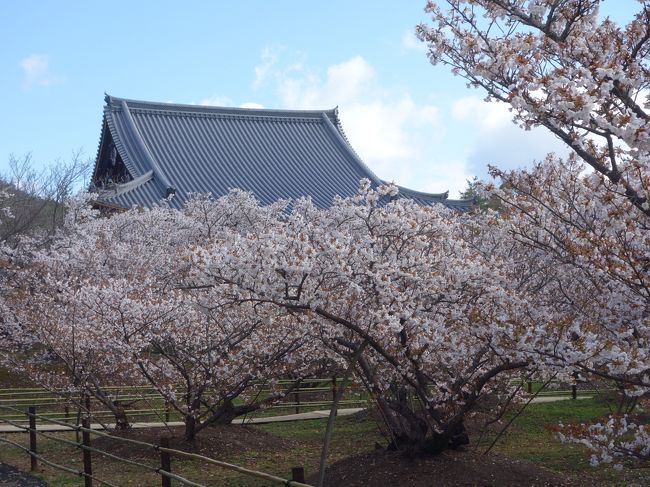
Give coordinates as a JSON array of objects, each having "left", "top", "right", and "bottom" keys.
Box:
[
  {"left": 312, "top": 449, "right": 572, "bottom": 487},
  {"left": 92, "top": 423, "right": 299, "bottom": 460}
]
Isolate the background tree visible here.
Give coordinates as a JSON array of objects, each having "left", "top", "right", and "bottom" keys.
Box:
[
  {"left": 0, "top": 152, "right": 91, "bottom": 387},
  {"left": 459, "top": 176, "right": 500, "bottom": 210},
  {"left": 0, "top": 152, "right": 90, "bottom": 244}
]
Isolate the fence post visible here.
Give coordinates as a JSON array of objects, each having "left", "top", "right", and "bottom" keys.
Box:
[
  {"left": 28, "top": 406, "right": 37, "bottom": 472},
  {"left": 527, "top": 381, "right": 532, "bottom": 394},
  {"left": 294, "top": 390, "right": 300, "bottom": 415},
  {"left": 291, "top": 466, "right": 305, "bottom": 483},
  {"left": 571, "top": 384, "right": 577, "bottom": 400},
  {"left": 160, "top": 437, "right": 171, "bottom": 487},
  {"left": 164, "top": 401, "right": 170, "bottom": 423},
  {"left": 332, "top": 377, "right": 338, "bottom": 417},
  {"left": 81, "top": 417, "right": 93, "bottom": 487}
]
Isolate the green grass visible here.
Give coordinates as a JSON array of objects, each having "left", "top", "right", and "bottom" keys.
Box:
[
  {"left": 484, "top": 398, "right": 648, "bottom": 485},
  {"left": 509, "top": 397, "right": 611, "bottom": 433},
  {"left": 1, "top": 398, "right": 648, "bottom": 486},
  {"left": 0, "top": 413, "right": 384, "bottom": 486}
]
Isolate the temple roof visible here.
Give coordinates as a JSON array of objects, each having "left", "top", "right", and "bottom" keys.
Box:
[{"left": 92, "top": 95, "right": 473, "bottom": 211}]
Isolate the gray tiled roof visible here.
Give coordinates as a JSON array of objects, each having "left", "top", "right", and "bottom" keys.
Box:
[{"left": 93, "top": 96, "right": 473, "bottom": 211}]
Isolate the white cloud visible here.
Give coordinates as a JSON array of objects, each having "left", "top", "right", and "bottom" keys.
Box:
[
  {"left": 451, "top": 96, "right": 570, "bottom": 177},
  {"left": 421, "top": 159, "right": 472, "bottom": 198},
  {"left": 452, "top": 97, "right": 512, "bottom": 131},
  {"left": 199, "top": 95, "right": 234, "bottom": 106},
  {"left": 275, "top": 56, "right": 374, "bottom": 108},
  {"left": 240, "top": 102, "right": 265, "bottom": 109},
  {"left": 198, "top": 97, "right": 264, "bottom": 109},
  {"left": 19, "top": 54, "right": 60, "bottom": 88},
  {"left": 253, "top": 50, "right": 470, "bottom": 195},
  {"left": 401, "top": 29, "right": 427, "bottom": 52},
  {"left": 253, "top": 46, "right": 280, "bottom": 90}
]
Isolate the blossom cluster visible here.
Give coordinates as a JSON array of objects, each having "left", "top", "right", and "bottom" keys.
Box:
[{"left": 558, "top": 416, "right": 650, "bottom": 469}]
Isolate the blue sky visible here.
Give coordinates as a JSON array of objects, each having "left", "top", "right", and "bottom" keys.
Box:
[{"left": 0, "top": 1, "right": 639, "bottom": 196}]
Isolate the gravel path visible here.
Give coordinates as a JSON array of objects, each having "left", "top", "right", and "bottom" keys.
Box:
[{"left": 0, "top": 464, "right": 48, "bottom": 487}]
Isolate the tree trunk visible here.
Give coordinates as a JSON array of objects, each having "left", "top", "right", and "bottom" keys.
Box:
[
  {"left": 112, "top": 402, "right": 131, "bottom": 431},
  {"left": 373, "top": 385, "right": 468, "bottom": 455},
  {"left": 184, "top": 414, "right": 197, "bottom": 442}
]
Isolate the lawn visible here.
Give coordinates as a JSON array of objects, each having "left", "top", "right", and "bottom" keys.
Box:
[{"left": 0, "top": 398, "right": 648, "bottom": 486}]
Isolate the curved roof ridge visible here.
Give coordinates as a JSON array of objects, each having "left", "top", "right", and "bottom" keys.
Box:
[
  {"left": 392, "top": 184, "right": 475, "bottom": 211},
  {"left": 94, "top": 94, "right": 475, "bottom": 212},
  {"left": 329, "top": 106, "right": 367, "bottom": 167},
  {"left": 106, "top": 95, "right": 338, "bottom": 121},
  {"left": 320, "top": 113, "right": 383, "bottom": 186},
  {"left": 118, "top": 100, "right": 174, "bottom": 190},
  {"left": 393, "top": 184, "right": 450, "bottom": 200},
  {"left": 103, "top": 103, "right": 141, "bottom": 179}
]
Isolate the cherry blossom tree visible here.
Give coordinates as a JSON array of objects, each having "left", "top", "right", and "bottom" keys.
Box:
[
  {"left": 3, "top": 192, "right": 315, "bottom": 439},
  {"left": 4, "top": 180, "right": 564, "bottom": 452},
  {"left": 0, "top": 154, "right": 91, "bottom": 389},
  {"left": 418, "top": 0, "right": 650, "bottom": 465},
  {"left": 558, "top": 415, "right": 650, "bottom": 469},
  {"left": 485, "top": 155, "right": 650, "bottom": 465},
  {"left": 418, "top": 0, "right": 649, "bottom": 213},
  {"left": 187, "top": 181, "right": 536, "bottom": 453}
]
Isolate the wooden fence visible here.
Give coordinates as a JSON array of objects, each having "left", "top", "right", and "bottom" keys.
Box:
[
  {"left": 0, "top": 378, "right": 369, "bottom": 427},
  {"left": 0, "top": 403, "right": 312, "bottom": 487},
  {"left": 518, "top": 378, "right": 612, "bottom": 399},
  {"left": 0, "top": 377, "right": 609, "bottom": 485}
]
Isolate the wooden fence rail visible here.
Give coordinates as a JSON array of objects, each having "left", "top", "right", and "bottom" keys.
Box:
[
  {"left": 0, "top": 377, "right": 369, "bottom": 426},
  {"left": 511, "top": 378, "right": 614, "bottom": 399},
  {"left": 0, "top": 403, "right": 313, "bottom": 487}
]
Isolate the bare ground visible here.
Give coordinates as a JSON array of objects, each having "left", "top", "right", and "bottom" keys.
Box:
[
  {"left": 91, "top": 423, "right": 299, "bottom": 460},
  {"left": 311, "top": 449, "right": 573, "bottom": 487}
]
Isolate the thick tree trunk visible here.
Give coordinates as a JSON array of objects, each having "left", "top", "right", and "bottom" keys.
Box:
[
  {"left": 356, "top": 357, "right": 469, "bottom": 455},
  {"left": 185, "top": 399, "right": 259, "bottom": 440},
  {"left": 184, "top": 414, "right": 197, "bottom": 442},
  {"left": 384, "top": 402, "right": 469, "bottom": 455},
  {"left": 84, "top": 385, "right": 133, "bottom": 431}
]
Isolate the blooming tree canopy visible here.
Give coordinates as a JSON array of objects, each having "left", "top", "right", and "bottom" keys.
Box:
[
  {"left": 418, "top": 0, "right": 650, "bottom": 214},
  {"left": 185, "top": 182, "right": 538, "bottom": 452},
  {"left": 6, "top": 181, "right": 544, "bottom": 451},
  {"left": 419, "top": 0, "right": 650, "bottom": 466},
  {"left": 3, "top": 192, "right": 316, "bottom": 439}
]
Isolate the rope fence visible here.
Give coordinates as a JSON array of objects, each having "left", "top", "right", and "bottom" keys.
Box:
[{"left": 0, "top": 403, "right": 313, "bottom": 487}]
